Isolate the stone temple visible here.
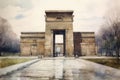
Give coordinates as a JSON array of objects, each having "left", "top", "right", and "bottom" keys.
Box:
[{"left": 20, "top": 10, "right": 96, "bottom": 57}]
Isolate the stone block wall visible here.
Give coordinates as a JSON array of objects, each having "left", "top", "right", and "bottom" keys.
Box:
[
  {"left": 20, "top": 32, "right": 45, "bottom": 56},
  {"left": 73, "top": 32, "right": 82, "bottom": 56},
  {"left": 45, "top": 10, "right": 74, "bottom": 57},
  {"left": 74, "top": 32, "right": 96, "bottom": 56},
  {"left": 20, "top": 10, "right": 96, "bottom": 56},
  {"left": 20, "top": 32, "right": 96, "bottom": 56}
]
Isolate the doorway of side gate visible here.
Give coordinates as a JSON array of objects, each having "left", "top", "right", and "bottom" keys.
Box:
[{"left": 53, "top": 30, "right": 65, "bottom": 57}]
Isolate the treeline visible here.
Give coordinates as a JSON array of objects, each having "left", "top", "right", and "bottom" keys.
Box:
[
  {"left": 96, "top": 21, "right": 120, "bottom": 57},
  {"left": 0, "top": 17, "right": 20, "bottom": 56},
  {"left": 96, "top": 6, "right": 120, "bottom": 63}
]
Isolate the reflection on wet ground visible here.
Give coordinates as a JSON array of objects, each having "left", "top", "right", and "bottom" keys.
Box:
[{"left": 0, "top": 57, "right": 120, "bottom": 80}]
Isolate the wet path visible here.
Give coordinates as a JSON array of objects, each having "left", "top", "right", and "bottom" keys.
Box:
[{"left": 0, "top": 57, "right": 120, "bottom": 80}]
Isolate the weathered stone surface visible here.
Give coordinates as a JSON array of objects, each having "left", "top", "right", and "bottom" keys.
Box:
[
  {"left": 74, "top": 32, "right": 96, "bottom": 56},
  {"left": 20, "top": 10, "right": 96, "bottom": 57},
  {"left": 20, "top": 32, "right": 45, "bottom": 56},
  {"left": 45, "top": 10, "right": 74, "bottom": 57}
]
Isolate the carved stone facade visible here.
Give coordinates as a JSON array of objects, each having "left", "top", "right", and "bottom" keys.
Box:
[
  {"left": 74, "top": 32, "right": 96, "bottom": 56},
  {"left": 45, "top": 10, "right": 74, "bottom": 57},
  {"left": 20, "top": 32, "right": 45, "bottom": 56},
  {"left": 20, "top": 10, "right": 96, "bottom": 56}
]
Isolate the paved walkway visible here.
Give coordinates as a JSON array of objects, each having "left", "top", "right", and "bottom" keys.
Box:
[
  {"left": 0, "top": 59, "right": 39, "bottom": 76},
  {"left": 0, "top": 57, "right": 120, "bottom": 80}
]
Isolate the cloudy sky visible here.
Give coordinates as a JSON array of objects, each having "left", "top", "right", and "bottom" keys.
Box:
[{"left": 0, "top": 0, "right": 119, "bottom": 37}]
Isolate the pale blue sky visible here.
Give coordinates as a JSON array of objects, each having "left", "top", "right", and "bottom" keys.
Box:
[{"left": 0, "top": 0, "right": 119, "bottom": 37}]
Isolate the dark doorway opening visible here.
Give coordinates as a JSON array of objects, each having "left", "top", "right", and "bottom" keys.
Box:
[{"left": 53, "top": 30, "right": 65, "bottom": 57}]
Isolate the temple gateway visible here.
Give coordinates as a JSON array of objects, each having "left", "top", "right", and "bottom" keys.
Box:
[{"left": 20, "top": 10, "right": 96, "bottom": 57}]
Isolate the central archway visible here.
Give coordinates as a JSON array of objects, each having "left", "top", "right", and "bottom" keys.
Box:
[{"left": 53, "top": 30, "right": 65, "bottom": 57}]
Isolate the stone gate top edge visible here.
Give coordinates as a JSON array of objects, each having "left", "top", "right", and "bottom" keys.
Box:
[{"left": 45, "top": 10, "right": 74, "bottom": 13}]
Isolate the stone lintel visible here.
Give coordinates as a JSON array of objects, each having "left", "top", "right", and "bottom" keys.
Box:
[
  {"left": 21, "top": 32, "right": 45, "bottom": 34},
  {"left": 45, "top": 10, "right": 73, "bottom": 14}
]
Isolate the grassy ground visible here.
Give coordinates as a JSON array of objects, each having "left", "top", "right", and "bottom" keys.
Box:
[
  {"left": 0, "top": 58, "right": 32, "bottom": 68},
  {"left": 85, "top": 58, "right": 120, "bottom": 69}
]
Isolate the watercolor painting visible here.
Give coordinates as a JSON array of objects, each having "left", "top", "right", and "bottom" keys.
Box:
[{"left": 0, "top": 0, "right": 120, "bottom": 80}]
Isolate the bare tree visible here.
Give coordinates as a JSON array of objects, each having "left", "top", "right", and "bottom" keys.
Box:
[
  {"left": 96, "top": 26, "right": 114, "bottom": 56},
  {"left": 97, "top": 8, "right": 120, "bottom": 63},
  {"left": 111, "top": 22, "right": 120, "bottom": 63}
]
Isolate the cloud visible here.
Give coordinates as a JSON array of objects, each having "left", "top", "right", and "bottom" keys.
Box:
[
  {"left": 0, "top": 0, "right": 110, "bottom": 37},
  {"left": 0, "top": 0, "right": 32, "bottom": 10},
  {"left": 0, "top": 5, "right": 23, "bottom": 20}
]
